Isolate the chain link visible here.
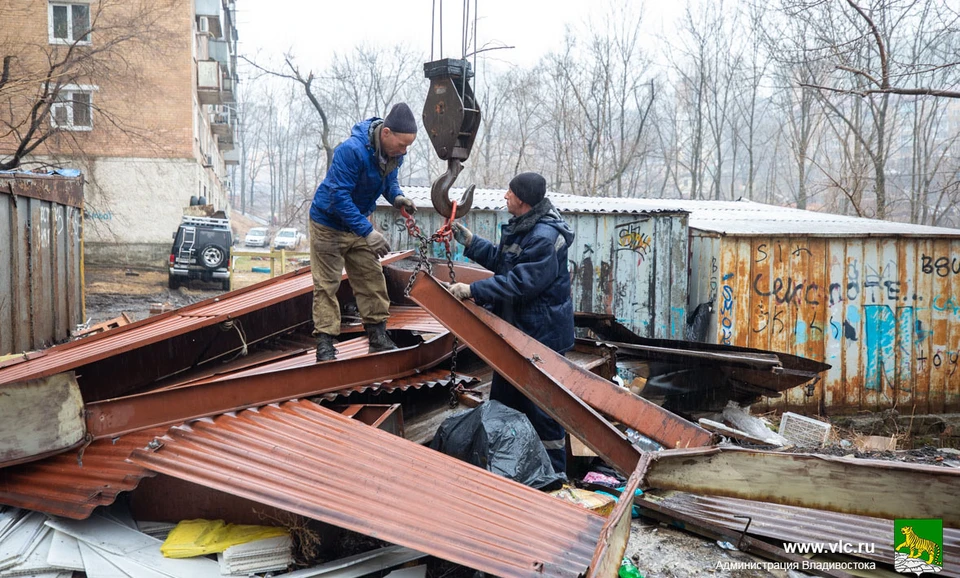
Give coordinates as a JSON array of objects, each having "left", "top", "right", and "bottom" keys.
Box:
[{"left": 399, "top": 207, "right": 463, "bottom": 406}]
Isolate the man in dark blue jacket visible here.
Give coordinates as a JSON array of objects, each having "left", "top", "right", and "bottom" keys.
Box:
[
  {"left": 448, "top": 172, "right": 575, "bottom": 475},
  {"left": 309, "top": 103, "right": 419, "bottom": 362}
]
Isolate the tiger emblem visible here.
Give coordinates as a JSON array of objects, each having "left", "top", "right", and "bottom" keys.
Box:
[{"left": 896, "top": 526, "right": 941, "bottom": 565}]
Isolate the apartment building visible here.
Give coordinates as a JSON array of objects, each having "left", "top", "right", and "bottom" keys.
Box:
[{"left": 0, "top": 0, "right": 239, "bottom": 265}]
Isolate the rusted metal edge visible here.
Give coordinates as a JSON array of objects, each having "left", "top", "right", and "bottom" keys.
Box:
[
  {"left": 0, "top": 252, "right": 414, "bottom": 378},
  {"left": 409, "top": 275, "right": 713, "bottom": 450},
  {"left": 0, "top": 173, "right": 84, "bottom": 208},
  {"left": 128, "top": 399, "right": 606, "bottom": 578},
  {"left": 587, "top": 456, "right": 646, "bottom": 577},
  {"left": 84, "top": 332, "right": 456, "bottom": 439},
  {"left": 639, "top": 447, "right": 960, "bottom": 527},
  {"left": 407, "top": 273, "right": 643, "bottom": 475},
  {"left": 635, "top": 496, "right": 859, "bottom": 578}
]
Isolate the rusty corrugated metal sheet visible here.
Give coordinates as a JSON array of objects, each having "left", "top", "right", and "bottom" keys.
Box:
[
  {"left": 128, "top": 399, "right": 606, "bottom": 578},
  {"left": 316, "top": 368, "right": 475, "bottom": 401},
  {"left": 0, "top": 427, "right": 163, "bottom": 519},
  {"left": 377, "top": 195, "right": 689, "bottom": 339},
  {"left": 0, "top": 173, "right": 84, "bottom": 356},
  {"left": 649, "top": 492, "right": 960, "bottom": 577},
  {"left": 689, "top": 232, "right": 960, "bottom": 413},
  {"left": 0, "top": 252, "right": 413, "bottom": 387}
]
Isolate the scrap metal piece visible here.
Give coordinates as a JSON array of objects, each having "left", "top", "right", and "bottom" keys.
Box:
[
  {"left": 84, "top": 333, "right": 457, "bottom": 439},
  {"left": 128, "top": 399, "right": 607, "bottom": 578},
  {"left": 637, "top": 446, "right": 960, "bottom": 527},
  {"left": 635, "top": 495, "right": 859, "bottom": 578},
  {"left": 409, "top": 274, "right": 713, "bottom": 451},
  {"left": 575, "top": 313, "right": 830, "bottom": 412},
  {"left": 407, "top": 273, "right": 645, "bottom": 475},
  {"left": 647, "top": 491, "right": 960, "bottom": 577}
]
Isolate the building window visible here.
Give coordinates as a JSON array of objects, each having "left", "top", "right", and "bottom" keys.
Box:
[
  {"left": 49, "top": 3, "right": 91, "bottom": 44},
  {"left": 51, "top": 86, "right": 96, "bottom": 130}
]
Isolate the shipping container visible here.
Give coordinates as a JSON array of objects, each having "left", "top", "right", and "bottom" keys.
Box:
[
  {"left": 685, "top": 199, "right": 960, "bottom": 414},
  {"left": 0, "top": 172, "right": 84, "bottom": 356},
  {"left": 376, "top": 188, "right": 690, "bottom": 339}
]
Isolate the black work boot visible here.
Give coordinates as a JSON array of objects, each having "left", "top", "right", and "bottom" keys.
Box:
[
  {"left": 315, "top": 333, "right": 338, "bottom": 362},
  {"left": 365, "top": 322, "right": 398, "bottom": 353}
]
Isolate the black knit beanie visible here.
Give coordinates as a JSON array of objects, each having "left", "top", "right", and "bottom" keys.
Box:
[
  {"left": 508, "top": 172, "right": 547, "bottom": 206},
  {"left": 383, "top": 103, "right": 417, "bottom": 134}
]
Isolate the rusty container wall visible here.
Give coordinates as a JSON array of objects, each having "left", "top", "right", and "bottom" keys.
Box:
[
  {"left": 375, "top": 190, "right": 689, "bottom": 339},
  {"left": 0, "top": 173, "right": 84, "bottom": 356},
  {"left": 689, "top": 232, "right": 960, "bottom": 414}
]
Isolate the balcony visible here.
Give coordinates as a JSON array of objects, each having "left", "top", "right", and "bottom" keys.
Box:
[
  {"left": 197, "top": 60, "right": 222, "bottom": 105},
  {"left": 223, "top": 149, "right": 240, "bottom": 166},
  {"left": 209, "top": 39, "right": 230, "bottom": 66},
  {"left": 217, "top": 133, "right": 235, "bottom": 152},
  {"left": 211, "top": 112, "right": 231, "bottom": 137},
  {"left": 220, "top": 75, "right": 236, "bottom": 104}
]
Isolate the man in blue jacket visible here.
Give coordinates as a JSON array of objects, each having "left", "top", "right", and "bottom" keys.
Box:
[
  {"left": 447, "top": 172, "right": 575, "bottom": 475},
  {"left": 309, "top": 103, "right": 419, "bottom": 362}
]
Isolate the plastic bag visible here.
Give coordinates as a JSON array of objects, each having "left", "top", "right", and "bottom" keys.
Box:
[
  {"left": 161, "top": 519, "right": 289, "bottom": 558},
  {"left": 431, "top": 400, "right": 565, "bottom": 490}
]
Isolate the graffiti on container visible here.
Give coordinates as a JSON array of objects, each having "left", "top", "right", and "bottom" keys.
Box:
[
  {"left": 720, "top": 272, "right": 734, "bottom": 344},
  {"left": 752, "top": 273, "right": 821, "bottom": 306},
  {"left": 38, "top": 206, "right": 51, "bottom": 249},
  {"left": 921, "top": 254, "right": 960, "bottom": 277},
  {"left": 616, "top": 221, "right": 652, "bottom": 263},
  {"left": 736, "top": 242, "right": 960, "bottom": 395},
  {"left": 709, "top": 257, "right": 719, "bottom": 302}
]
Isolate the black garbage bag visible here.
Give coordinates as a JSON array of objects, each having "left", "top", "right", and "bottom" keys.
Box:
[{"left": 430, "top": 400, "right": 565, "bottom": 490}]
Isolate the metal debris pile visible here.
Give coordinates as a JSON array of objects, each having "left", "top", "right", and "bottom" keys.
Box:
[{"left": 0, "top": 254, "right": 957, "bottom": 577}]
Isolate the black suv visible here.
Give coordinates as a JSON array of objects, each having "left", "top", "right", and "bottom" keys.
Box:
[{"left": 168, "top": 215, "right": 232, "bottom": 291}]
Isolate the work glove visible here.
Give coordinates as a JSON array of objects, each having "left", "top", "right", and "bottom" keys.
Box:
[
  {"left": 393, "top": 195, "right": 417, "bottom": 213},
  {"left": 448, "top": 282, "right": 472, "bottom": 300},
  {"left": 365, "top": 230, "right": 391, "bottom": 258},
  {"left": 451, "top": 222, "right": 473, "bottom": 248}
]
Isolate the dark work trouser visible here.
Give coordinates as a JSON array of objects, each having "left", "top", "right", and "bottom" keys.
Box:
[{"left": 490, "top": 372, "right": 567, "bottom": 475}]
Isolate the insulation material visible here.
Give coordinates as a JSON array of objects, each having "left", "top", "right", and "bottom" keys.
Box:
[
  {"left": 160, "top": 519, "right": 288, "bottom": 558},
  {"left": 217, "top": 535, "right": 293, "bottom": 575}
]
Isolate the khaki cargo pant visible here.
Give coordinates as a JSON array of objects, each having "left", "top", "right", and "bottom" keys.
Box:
[{"left": 310, "top": 220, "right": 390, "bottom": 336}]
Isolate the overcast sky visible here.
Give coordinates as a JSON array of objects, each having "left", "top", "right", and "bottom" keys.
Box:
[{"left": 236, "top": 0, "right": 679, "bottom": 70}]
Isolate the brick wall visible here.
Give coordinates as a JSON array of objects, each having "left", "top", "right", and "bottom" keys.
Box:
[{"left": 0, "top": 0, "right": 196, "bottom": 160}]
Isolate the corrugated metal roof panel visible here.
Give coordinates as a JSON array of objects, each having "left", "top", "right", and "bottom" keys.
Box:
[
  {"left": 386, "top": 188, "right": 960, "bottom": 237},
  {"left": 0, "top": 428, "right": 163, "bottom": 519},
  {"left": 317, "top": 368, "right": 475, "bottom": 400},
  {"left": 0, "top": 253, "right": 415, "bottom": 387},
  {"left": 650, "top": 492, "right": 960, "bottom": 576},
  {"left": 128, "top": 399, "right": 606, "bottom": 578}
]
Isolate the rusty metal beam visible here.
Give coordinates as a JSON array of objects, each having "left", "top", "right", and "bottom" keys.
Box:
[
  {"left": 407, "top": 273, "right": 642, "bottom": 475},
  {"left": 84, "top": 333, "right": 456, "bottom": 439},
  {"left": 409, "top": 274, "right": 713, "bottom": 450},
  {"left": 639, "top": 447, "right": 960, "bottom": 527}
]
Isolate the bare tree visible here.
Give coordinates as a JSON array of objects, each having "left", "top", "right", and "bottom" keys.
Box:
[{"left": 0, "top": 0, "right": 180, "bottom": 170}]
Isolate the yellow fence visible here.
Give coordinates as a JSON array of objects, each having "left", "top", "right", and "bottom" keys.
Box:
[{"left": 230, "top": 250, "right": 311, "bottom": 283}]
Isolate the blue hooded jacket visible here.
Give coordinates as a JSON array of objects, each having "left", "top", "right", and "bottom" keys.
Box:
[
  {"left": 309, "top": 118, "right": 404, "bottom": 237},
  {"left": 465, "top": 201, "right": 576, "bottom": 353}
]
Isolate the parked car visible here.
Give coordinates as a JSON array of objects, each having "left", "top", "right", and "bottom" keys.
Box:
[
  {"left": 244, "top": 227, "right": 269, "bottom": 247},
  {"left": 169, "top": 215, "right": 232, "bottom": 291},
  {"left": 273, "top": 227, "right": 302, "bottom": 250}
]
